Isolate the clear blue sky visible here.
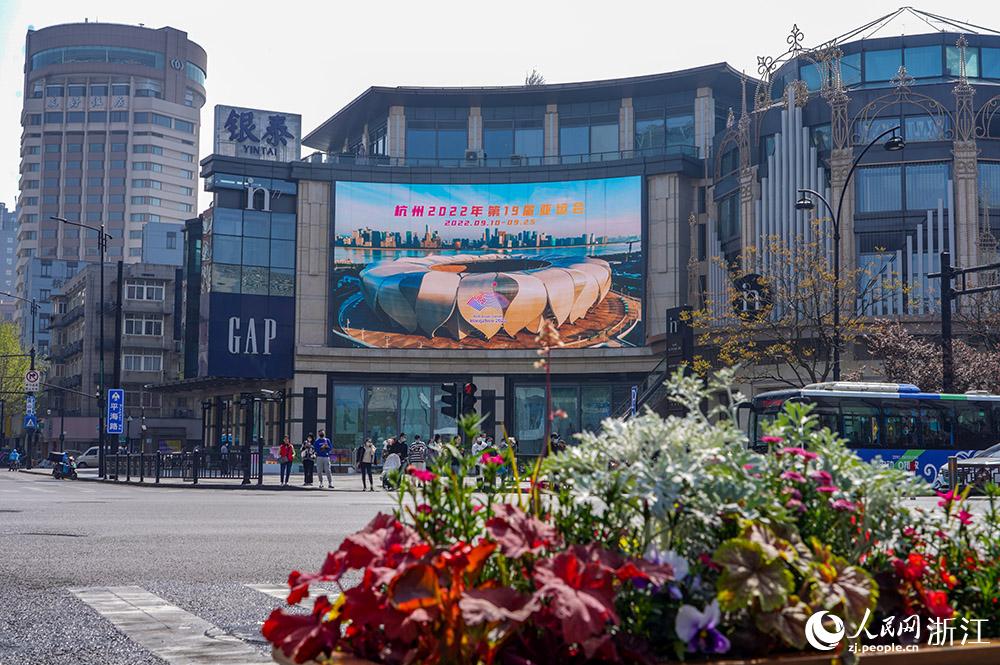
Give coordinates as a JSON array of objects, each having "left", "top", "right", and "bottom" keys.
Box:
[{"left": 0, "top": 1, "right": 986, "bottom": 211}]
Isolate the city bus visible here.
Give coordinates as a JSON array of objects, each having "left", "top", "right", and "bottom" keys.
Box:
[{"left": 747, "top": 382, "right": 1000, "bottom": 485}]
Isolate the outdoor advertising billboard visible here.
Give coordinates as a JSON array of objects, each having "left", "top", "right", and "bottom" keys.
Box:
[{"left": 330, "top": 176, "right": 643, "bottom": 350}]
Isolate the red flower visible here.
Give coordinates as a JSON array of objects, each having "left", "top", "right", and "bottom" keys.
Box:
[
  {"left": 698, "top": 552, "right": 722, "bottom": 572},
  {"left": 781, "top": 470, "right": 806, "bottom": 483},
  {"left": 903, "top": 526, "right": 917, "bottom": 537},
  {"left": 760, "top": 436, "right": 784, "bottom": 444},
  {"left": 892, "top": 552, "right": 928, "bottom": 583},
  {"left": 778, "top": 446, "right": 818, "bottom": 460},
  {"left": 923, "top": 590, "right": 954, "bottom": 619},
  {"left": 936, "top": 488, "right": 960, "bottom": 509},
  {"left": 479, "top": 452, "right": 504, "bottom": 465},
  {"left": 416, "top": 504, "right": 432, "bottom": 515},
  {"left": 407, "top": 466, "right": 437, "bottom": 482},
  {"left": 830, "top": 498, "right": 856, "bottom": 512},
  {"left": 809, "top": 469, "right": 833, "bottom": 485},
  {"left": 816, "top": 485, "right": 839, "bottom": 494}
]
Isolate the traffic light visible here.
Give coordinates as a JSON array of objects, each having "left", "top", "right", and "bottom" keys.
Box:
[
  {"left": 440, "top": 382, "right": 459, "bottom": 419},
  {"left": 462, "top": 382, "right": 478, "bottom": 415}
]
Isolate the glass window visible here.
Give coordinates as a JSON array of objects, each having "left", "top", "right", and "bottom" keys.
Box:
[
  {"left": 883, "top": 400, "right": 920, "bottom": 448},
  {"left": 269, "top": 268, "right": 294, "bottom": 296},
  {"left": 270, "top": 213, "right": 295, "bottom": 240},
  {"left": 333, "top": 385, "right": 364, "bottom": 449},
  {"left": 484, "top": 125, "right": 513, "bottom": 159},
  {"left": 400, "top": 386, "right": 432, "bottom": 441},
  {"left": 406, "top": 128, "right": 436, "bottom": 161},
  {"left": 212, "top": 234, "right": 242, "bottom": 263},
  {"left": 551, "top": 387, "right": 579, "bottom": 443},
  {"left": 856, "top": 116, "right": 899, "bottom": 143},
  {"left": 580, "top": 386, "right": 612, "bottom": 432},
  {"left": 185, "top": 61, "right": 207, "bottom": 86},
  {"left": 590, "top": 122, "right": 618, "bottom": 156},
  {"left": 718, "top": 193, "right": 740, "bottom": 239},
  {"left": 437, "top": 127, "right": 467, "bottom": 162},
  {"left": 800, "top": 61, "right": 824, "bottom": 90},
  {"left": 45, "top": 85, "right": 64, "bottom": 97},
  {"left": 212, "top": 208, "right": 242, "bottom": 236},
  {"left": 665, "top": 114, "right": 694, "bottom": 148},
  {"left": 514, "top": 125, "right": 543, "bottom": 157},
  {"left": 947, "top": 46, "right": 979, "bottom": 78},
  {"left": 559, "top": 123, "right": 589, "bottom": 160},
  {"left": 242, "top": 237, "right": 269, "bottom": 266},
  {"left": 906, "top": 163, "right": 949, "bottom": 210},
  {"left": 88, "top": 111, "right": 107, "bottom": 123},
  {"left": 240, "top": 266, "right": 269, "bottom": 295},
  {"left": 904, "top": 46, "right": 942, "bottom": 78},
  {"left": 366, "top": 386, "right": 398, "bottom": 444},
  {"left": 242, "top": 210, "right": 269, "bottom": 238},
  {"left": 978, "top": 162, "right": 1000, "bottom": 207},
  {"left": 840, "top": 397, "right": 881, "bottom": 448},
  {"left": 956, "top": 403, "right": 1000, "bottom": 448},
  {"left": 857, "top": 165, "right": 902, "bottom": 212},
  {"left": 983, "top": 48, "right": 1000, "bottom": 79},
  {"left": 810, "top": 124, "right": 831, "bottom": 151},
  {"left": 904, "top": 115, "right": 949, "bottom": 142},
  {"left": 433, "top": 389, "right": 456, "bottom": 433},
  {"left": 841, "top": 52, "right": 862, "bottom": 86},
  {"left": 269, "top": 239, "right": 294, "bottom": 269},
  {"left": 210, "top": 263, "right": 240, "bottom": 293},
  {"left": 865, "top": 49, "right": 902, "bottom": 82},
  {"left": 515, "top": 386, "right": 546, "bottom": 456},
  {"left": 635, "top": 115, "right": 665, "bottom": 151},
  {"left": 44, "top": 112, "right": 63, "bottom": 123},
  {"left": 67, "top": 112, "right": 85, "bottom": 123}
]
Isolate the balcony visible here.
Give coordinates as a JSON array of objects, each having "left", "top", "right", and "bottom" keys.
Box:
[{"left": 300, "top": 144, "right": 700, "bottom": 169}]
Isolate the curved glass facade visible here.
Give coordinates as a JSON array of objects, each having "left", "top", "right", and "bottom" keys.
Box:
[
  {"left": 185, "top": 61, "right": 207, "bottom": 85},
  {"left": 30, "top": 46, "right": 164, "bottom": 71}
]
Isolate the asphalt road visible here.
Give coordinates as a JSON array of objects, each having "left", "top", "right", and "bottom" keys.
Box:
[
  {"left": 0, "top": 470, "right": 394, "bottom": 665},
  {"left": 0, "top": 470, "right": 990, "bottom": 664}
]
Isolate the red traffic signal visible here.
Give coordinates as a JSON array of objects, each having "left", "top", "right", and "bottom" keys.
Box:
[{"left": 462, "top": 382, "right": 478, "bottom": 414}]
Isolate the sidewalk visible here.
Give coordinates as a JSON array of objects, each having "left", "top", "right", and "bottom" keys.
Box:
[{"left": 21, "top": 468, "right": 386, "bottom": 491}]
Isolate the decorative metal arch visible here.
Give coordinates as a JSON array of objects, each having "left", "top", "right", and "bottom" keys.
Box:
[
  {"left": 849, "top": 66, "right": 955, "bottom": 145},
  {"left": 974, "top": 94, "right": 1000, "bottom": 139}
]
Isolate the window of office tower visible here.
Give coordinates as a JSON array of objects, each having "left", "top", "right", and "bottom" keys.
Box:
[
  {"left": 559, "top": 100, "right": 619, "bottom": 163},
  {"left": 482, "top": 105, "right": 544, "bottom": 165},
  {"left": 633, "top": 95, "right": 695, "bottom": 155},
  {"left": 405, "top": 107, "right": 468, "bottom": 165}
]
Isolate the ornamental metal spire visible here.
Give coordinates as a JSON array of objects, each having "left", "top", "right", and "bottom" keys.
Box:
[{"left": 953, "top": 35, "right": 976, "bottom": 142}]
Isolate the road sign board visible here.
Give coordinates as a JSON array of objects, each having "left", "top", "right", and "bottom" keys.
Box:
[
  {"left": 107, "top": 388, "right": 125, "bottom": 435},
  {"left": 23, "top": 413, "right": 37, "bottom": 430},
  {"left": 630, "top": 385, "right": 638, "bottom": 416},
  {"left": 25, "top": 395, "right": 35, "bottom": 416},
  {"left": 24, "top": 369, "right": 40, "bottom": 393}
]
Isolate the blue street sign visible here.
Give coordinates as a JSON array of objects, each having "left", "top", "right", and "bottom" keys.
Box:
[
  {"left": 25, "top": 395, "right": 35, "bottom": 416},
  {"left": 107, "top": 388, "right": 125, "bottom": 435},
  {"left": 630, "top": 385, "right": 638, "bottom": 416},
  {"left": 23, "top": 413, "right": 37, "bottom": 430}
]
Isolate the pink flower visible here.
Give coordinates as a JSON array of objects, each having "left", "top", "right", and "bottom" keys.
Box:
[
  {"left": 761, "top": 436, "right": 784, "bottom": 444},
  {"left": 742, "top": 463, "right": 755, "bottom": 471},
  {"left": 407, "top": 466, "right": 437, "bottom": 482},
  {"left": 480, "top": 452, "right": 504, "bottom": 465},
  {"left": 830, "top": 499, "right": 856, "bottom": 512},
  {"left": 416, "top": 503, "right": 432, "bottom": 514},
  {"left": 779, "top": 446, "right": 818, "bottom": 460},
  {"left": 956, "top": 510, "right": 973, "bottom": 526},
  {"left": 816, "top": 485, "right": 839, "bottom": 494},
  {"left": 809, "top": 469, "right": 833, "bottom": 485},
  {"left": 937, "top": 489, "right": 960, "bottom": 509},
  {"left": 785, "top": 498, "right": 806, "bottom": 513},
  {"left": 781, "top": 470, "right": 806, "bottom": 483}
]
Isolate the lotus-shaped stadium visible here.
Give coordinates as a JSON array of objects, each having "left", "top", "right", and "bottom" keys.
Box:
[{"left": 357, "top": 254, "right": 614, "bottom": 341}]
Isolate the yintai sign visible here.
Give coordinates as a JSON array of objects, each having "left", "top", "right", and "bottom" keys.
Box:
[{"left": 213, "top": 105, "right": 301, "bottom": 162}]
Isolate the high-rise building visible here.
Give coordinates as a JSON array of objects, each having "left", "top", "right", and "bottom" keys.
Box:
[
  {"left": 0, "top": 203, "right": 17, "bottom": 297},
  {"left": 15, "top": 22, "right": 207, "bottom": 356}
]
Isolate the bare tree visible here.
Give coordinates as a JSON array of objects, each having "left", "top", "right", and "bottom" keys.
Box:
[{"left": 524, "top": 68, "right": 545, "bottom": 86}]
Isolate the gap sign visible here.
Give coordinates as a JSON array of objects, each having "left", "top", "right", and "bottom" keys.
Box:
[{"left": 107, "top": 389, "right": 124, "bottom": 435}]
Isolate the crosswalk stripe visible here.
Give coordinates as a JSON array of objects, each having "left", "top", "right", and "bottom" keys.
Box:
[
  {"left": 71, "top": 586, "right": 269, "bottom": 664},
  {"left": 245, "top": 583, "right": 339, "bottom": 610}
]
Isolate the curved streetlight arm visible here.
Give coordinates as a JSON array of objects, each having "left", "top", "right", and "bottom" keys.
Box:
[
  {"left": 797, "top": 188, "right": 836, "bottom": 228},
  {"left": 834, "top": 124, "right": 901, "bottom": 227}
]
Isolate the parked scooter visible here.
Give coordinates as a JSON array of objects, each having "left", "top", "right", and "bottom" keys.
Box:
[{"left": 48, "top": 451, "right": 78, "bottom": 480}]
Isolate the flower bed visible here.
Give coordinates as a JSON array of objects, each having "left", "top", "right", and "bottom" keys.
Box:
[{"left": 264, "top": 369, "right": 1000, "bottom": 665}]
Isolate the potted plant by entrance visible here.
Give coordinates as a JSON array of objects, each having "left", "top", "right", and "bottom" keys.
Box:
[{"left": 264, "top": 369, "right": 1000, "bottom": 665}]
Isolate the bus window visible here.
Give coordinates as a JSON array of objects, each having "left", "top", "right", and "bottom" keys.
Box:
[
  {"left": 956, "top": 403, "right": 991, "bottom": 448},
  {"left": 808, "top": 396, "right": 842, "bottom": 435},
  {"left": 839, "top": 397, "right": 880, "bottom": 448},
  {"left": 883, "top": 400, "right": 921, "bottom": 448},
  {"left": 918, "top": 402, "right": 954, "bottom": 449}
]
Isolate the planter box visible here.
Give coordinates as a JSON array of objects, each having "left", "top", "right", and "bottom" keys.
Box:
[{"left": 274, "top": 642, "right": 1000, "bottom": 664}]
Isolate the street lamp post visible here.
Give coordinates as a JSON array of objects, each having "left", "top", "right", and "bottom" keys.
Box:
[
  {"left": 51, "top": 216, "right": 113, "bottom": 478},
  {"left": 794, "top": 126, "right": 905, "bottom": 381}
]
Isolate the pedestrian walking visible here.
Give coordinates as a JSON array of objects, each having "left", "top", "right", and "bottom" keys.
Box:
[
  {"left": 278, "top": 435, "right": 295, "bottom": 486},
  {"left": 359, "top": 437, "right": 376, "bottom": 491},
  {"left": 314, "top": 429, "right": 334, "bottom": 489},
  {"left": 408, "top": 435, "right": 427, "bottom": 471},
  {"left": 389, "top": 434, "right": 408, "bottom": 462},
  {"left": 381, "top": 436, "right": 393, "bottom": 465},
  {"left": 300, "top": 434, "right": 316, "bottom": 486}
]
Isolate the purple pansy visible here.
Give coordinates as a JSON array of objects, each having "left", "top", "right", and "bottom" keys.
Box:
[{"left": 675, "top": 600, "right": 730, "bottom": 654}]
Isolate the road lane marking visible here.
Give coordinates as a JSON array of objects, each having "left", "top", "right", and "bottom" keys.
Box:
[
  {"left": 70, "top": 586, "right": 269, "bottom": 664},
  {"left": 245, "top": 583, "right": 340, "bottom": 610}
]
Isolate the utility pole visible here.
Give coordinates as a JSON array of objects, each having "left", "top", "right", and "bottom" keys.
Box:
[{"left": 929, "top": 250, "right": 1000, "bottom": 393}]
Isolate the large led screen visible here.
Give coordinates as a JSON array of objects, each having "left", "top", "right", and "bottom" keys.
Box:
[{"left": 331, "top": 176, "right": 643, "bottom": 350}]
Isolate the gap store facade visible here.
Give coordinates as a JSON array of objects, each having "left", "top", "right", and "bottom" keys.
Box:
[{"left": 179, "top": 16, "right": 1000, "bottom": 458}]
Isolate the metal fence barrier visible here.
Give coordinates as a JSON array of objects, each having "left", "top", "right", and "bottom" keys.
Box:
[
  {"left": 947, "top": 455, "right": 1000, "bottom": 492},
  {"left": 105, "top": 449, "right": 262, "bottom": 485}
]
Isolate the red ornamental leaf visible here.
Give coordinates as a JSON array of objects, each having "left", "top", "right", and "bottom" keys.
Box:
[
  {"left": 459, "top": 587, "right": 537, "bottom": 624},
  {"left": 388, "top": 563, "right": 441, "bottom": 612},
  {"left": 262, "top": 598, "right": 339, "bottom": 664},
  {"left": 532, "top": 551, "right": 618, "bottom": 645},
  {"left": 486, "top": 503, "right": 563, "bottom": 559},
  {"left": 320, "top": 512, "right": 421, "bottom": 578}
]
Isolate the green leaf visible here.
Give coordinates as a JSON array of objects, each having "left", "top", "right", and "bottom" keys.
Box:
[
  {"left": 808, "top": 554, "right": 878, "bottom": 628},
  {"left": 714, "top": 538, "right": 793, "bottom": 612},
  {"left": 755, "top": 598, "right": 813, "bottom": 650}
]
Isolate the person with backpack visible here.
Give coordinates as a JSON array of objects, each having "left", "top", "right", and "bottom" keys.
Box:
[
  {"left": 278, "top": 435, "right": 295, "bottom": 486},
  {"left": 357, "top": 438, "right": 376, "bottom": 491},
  {"left": 300, "top": 433, "right": 316, "bottom": 486},
  {"left": 313, "top": 430, "right": 334, "bottom": 489},
  {"left": 7, "top": 447, "right": 20, "bottom": 471}
]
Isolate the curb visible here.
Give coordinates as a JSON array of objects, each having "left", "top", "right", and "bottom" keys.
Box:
[{"left": 18, "top": 469, "right": 374, "bottom": 491}]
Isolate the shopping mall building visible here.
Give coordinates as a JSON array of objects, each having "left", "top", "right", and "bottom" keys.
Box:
[{"left": 167, "top": 12, "right": 1000, "bottom": 460}]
